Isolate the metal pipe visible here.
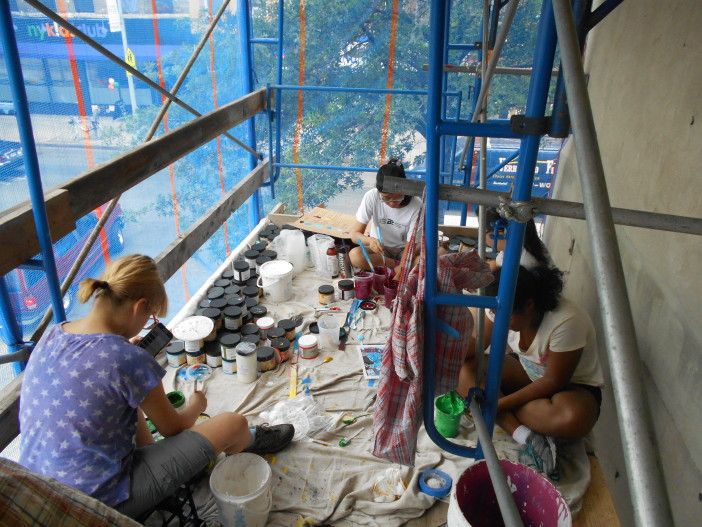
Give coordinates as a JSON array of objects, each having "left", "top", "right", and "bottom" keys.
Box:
[
  {"left": 439, "top": 119, "right": 522, "bottom": 138},
  {"left": 470, "top": 398, "right": 524, "bottom": 527},
  {"left": 552, "top": 1, "right": 674, "bottom": 524},
  {"left": 272, "top": 84, "right": 459, "bottom": 97},
  {"left": 276, "top": 162, "right": 452, "bottom": 178},
  {"left": 584, "top": 0, "right": 625, "bottom": 31},
  {"left": 380, "top": 175, "right": 702, "bottom": 236},
  {"left": 23, "top": 0, "right": 259, "bottom": 158},
  {"left": 434, "top": 293, "right": 498, "bottom": 310},
  {"left": 0, "top": 3, "right": 66, "bottom": 325},
  {"left": 250, "top": 37, "right": 278, "bottom": 44},
  {"left": 0, "top": 276, "right": 26, "bottom": 374}
]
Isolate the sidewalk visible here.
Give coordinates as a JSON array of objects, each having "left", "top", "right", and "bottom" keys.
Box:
[{"left": 0, "top": 114, "right": 125, "bottom": 148}]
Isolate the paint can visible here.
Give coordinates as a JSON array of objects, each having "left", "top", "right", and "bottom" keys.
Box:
[
  {"left": 256, "top": 346, "right": 277, "bottom": 372},
  {"left": 173, "top": 316, "right": 214, "bottom": 353},
  {"left": 249, "top": 305, "right": 268, "bottom": 322},
  {"left": 298, "top": 334, "right": 319, "bottom": 359},
  {"left": 221, "top": 267, "right": 235, "bottom": 280},
  {"left": 201, "top": 307, "right": 222, "bottom": 341},
  {"left": 384, "top": 282, "right": 398, "bottom": 308},
  {"left": 207, "top": 286, "right": 225, "bottom": 300},
  {"left": 250, "top": 241, "right": 268, "bottom": 253},
  {"left": 219, "top": 332, "right": 241, "bottom": 361},
  {"left": 270, "top": 337, "right": 291, "bottom": 363},
  {"left": 257, "top": 260, "right": 294, "bottom": 303},
  {"left": 244, "top": 249, "right": 260, "bottom": 270},
  {"left": 354, "top": 272, "right": 374, "bottom": 299},
  {"left": 226, "top": 295, "right": 246, "bottom": 316},
  {"left": 213, "top": 278, "right": 231, "bottom": 288},
  {"left": 372, "top": 267, "right": 394, "bottom": 294},
  {"left": 224, "top": 284, "right": 241, "bottom": 296},
  {"left": 233, "top": 260, "right": 251, "bottom": 282},
  {"left": 255, "top": 255, "right": 271, "bottom": 274},
  {"left": 338, "top": 279, "right": 355, "bottom": 300},
  {"left": 166, "top": 390, "right": 186, "bottom": 408},
  {"left": 223, "top": 306, "right": 243, "bottom": 331},
  {"left": 205, "top": 341, "right": 222, "bottom": 368},
  {"left": 186, "top": 349, "right": 206, "bottom": 365},
  {"left": 165, "top": 341, "right": 186, "bottom": 368},
  {"left": 261, "top": 249, "right": 277, "bottom": 260},
  {"left": 209, "top": 298, "right": 228, "bottom": 310},
  {"left": 241, "top": 334, "right": 260, "bottom": 346},
  {"left": 241, "top": 323, "right": 260, "bottom": 340},
  {"left": 434, "top": 391, "right": 465, "bottom": 438},
  {"left": 256, "top": 316, "right": 275, "bottom": 344},
  {"left": 359, "top": 300, "right": 378, "bottom": 314},
  {"left": 235, "top": 342, "right": 258, "bottom": 384},
  {"left": 266, "top": 327, "right": 285, "bottom": 342},
  {"left": 318, "top": 284, "right": 335, "bottom": 305},
  {"left": 222, "top": 357, "right": 236, "bottom": 375},
  {"left": 243, "top": 285, "right": 261, "bottom": 300},
  {"left": 277, "top": 318, "right": 297, "bottom": 342}
]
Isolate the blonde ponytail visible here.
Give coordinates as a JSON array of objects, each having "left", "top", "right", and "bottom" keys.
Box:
[{"left": 78, "top": 255, "right": 168, "bottom": 316}]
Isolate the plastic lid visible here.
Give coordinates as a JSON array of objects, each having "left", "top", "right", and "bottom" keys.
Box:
[
  {"left": 223, "top": 306, "right": 243, "bottom": 318},
  {"left": 249, "top": 305, "right": 267, "bottom": 317},
  {"left": 242, "top": 334, "right": 260, "bottom": 345},
  {"left": 241, "top": 323, "right": 260, "bottom": 336},
  {"left": 173, "top": 316, "right": 214, "bottom": 341},
  {"left": 218, "top": 332, "right": 241, "bottom": 348},
  {"left": 267, "top": 327, "right": 285, "bottom": 340},
  {"left": 250, "top": 241, "right": 268, "bottom": 252},
  {"left": 208, "top": 298, "right": 228, "bottom": 310},
  {"left": 207, "top": 286, "right": 224, "bottom": 300},
  {"left": 261, "top": 250, "right": 277, "bottom": 259},
  {"left": 234, "top": 260, "right": 249, "bottom": 271},
  {"left": 256, "top": 316, "right": 275, "bottom": 329},
  {"left": 338, "top": 279, "right": 354, "bottom": 289},
  {"left": 246, "top": 277, "right": 259, "bottom": 287},
  {"left": 318, "top": 285, "right": 334, "bottom": 294},
  {"left": 213, "top": 278, "right": 230, "bottom": 288},
  {"left": 243, "top": 285, "right": 259, "bottom": 297},
  {"left": 165, "top": 341, "right": 185, "bottom": 354},
  {"left": 270, "top": 337, "right": 290, "bottom": 351},
  {"left": 245, "top": 297, "right": 259, "bottom": 309},
  {"left": 256, "top": 346, "right": 275, "bottom": 361},
  {"left": 204, "top": 340, "right": 221, "bottom": 356},
  {"left": 226, "top": 295, "right": 245, "bottom": 307},
  {"left": 201, "top": 307, "right": 221, "bottom": 320},
  {"left": 221, "top": 268, "right": 234, "bottom": 279},
  {"left": 244, "top": 249, "right": 260, "bottom": 259},
  {"left": 224, "top": 284, "right": 241, "bottom": 296},
  {"left": 235, "top": 341, "right": 257, "bottom": 356},
  {"left": 298, "top": 335, "right": 318, "bottom": 348},
  {"left": 255, "top": 255, "right": 271, "bottom": 265},
  {"left": 198, "top": 299, "right": 211, "bottom": 308},
  {"left": 278, "top": 318, "right": 297, "bottom": 331}
]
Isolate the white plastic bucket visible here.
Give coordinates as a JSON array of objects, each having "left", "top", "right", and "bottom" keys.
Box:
[
  {"left": 210, "top": 453, "right": 273, "bottom": 527},
  {"left": 257, "top": 260, "right": 293, "bottom": 303}
]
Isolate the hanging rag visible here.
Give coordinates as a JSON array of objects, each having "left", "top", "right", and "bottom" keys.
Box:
[{"left": 372, "top": 203, "right": 494, "bottom": 465}]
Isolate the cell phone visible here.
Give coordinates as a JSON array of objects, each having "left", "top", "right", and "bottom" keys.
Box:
[{"left": 138, "top": 322, "right": 173, "bottom": 356}]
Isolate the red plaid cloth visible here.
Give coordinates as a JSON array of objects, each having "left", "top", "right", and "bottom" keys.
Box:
[{"left": 372, "top": 206, "right": 493, "bottom": 465}]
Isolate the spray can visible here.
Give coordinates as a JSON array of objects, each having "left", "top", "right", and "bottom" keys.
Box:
[{"left": 337, "top": 246, "right": 353, "bottom": 279}]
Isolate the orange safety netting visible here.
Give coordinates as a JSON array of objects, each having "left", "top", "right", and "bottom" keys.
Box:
[
  {"left": 292, "top": 0, "right": 307, "bottom": 212},
  {"left": 379, "top": 0, "right": 400, "bottom": 164}
]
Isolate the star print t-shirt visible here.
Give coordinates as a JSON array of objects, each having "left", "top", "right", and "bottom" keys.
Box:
[{"left": 18, "top": 323, "right": 165, "bottom": 507}]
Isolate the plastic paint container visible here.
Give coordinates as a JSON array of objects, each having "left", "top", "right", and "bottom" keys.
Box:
[
  {"left": 207, "top": 286, "right": 225, "bottom": 300},
  {"left": 249, "top": 305, "right": 268, "bottom": 322},
  {"left": 198, "top": 299, "right": 211, "bottom": 308},
  {"left": 256, "top": 346, "right": 277, "bottom": 372},
  {"left": 201, "top": 307, "right": 222, "bottom": 341},
  {"left": 205, "top": 342, "right": 222, "bottom": 368},
  {"left": 233, "top": 260, "right": 251, "bottom": 282},
  {"left": 222, "top": 357, "right": 236, "bottom": 375},
  {"left": 384, "top": 282, "right": 398, "bottom": 308},
  {"left": 434, "top": 391, "right": 465, "bottom": 438},
  {"left": 221, "top": 268, "right": 235, "bottom": 280},
  {"left": 338, "top": 279, "right": 355, "bottom": 300},
  {"left": 261, "top": 249, "right": 277, "bottom": 260},
  {"left": 318, "top": 284, "right": 335, "bottom": 305},
  {"left": 235, "top": 342, "right": 258, "bottom": 383},
  {"left": 222, "top": 306, "right": 243, "bottom": 331},
  {"left": 173, "top": 316, "right": 214, "bottom": 353},
  {"left": 271, "top": 337, "right": 291, "bottom": 362},
  {"left": 277, "top": 318, "right": 297, "bottom": 342},
  {"left": 165, "top": 341, "right": 186, "bottom": 368},
  {"left": 241, "top": 334, "right": 260, "bottom": 346},
  {"left": 167, "top": 390, "right": 186, "bottom": 408},
  {"left": 186, "top": 350, "right": 206, "bottom": 365},
  {"left": 213, "top": 278, "right": 230, "bottom": 288},
  {"left": 241, "top": 323, "right": 260, "bottom": 339},
  {"left": 256, "top": 316, "right": 275, "bottom": 342},
  {"left": 244, "top": 249, "right": 260, "bottom": 270},
  {"left": 354, "top": 272, "right": 374, "bottom": 299},
  {"left": 224, "top": 284, "right": 241, "bottom": 296},
  {"left": 372, "top": 267, "right": 394, "bottom": 294},
  {"left": 219, "top": 332, "right": 241, "bottom": 361},
  {"left": 317, "top": 315, "right": 340, "bottom": 350},
  {"left": 209, "top": 298, "right": 228, "bottom": 310},
  {"left": 226, "top": 295, "right": 246, "bottom": 313},
  {"left": 298, "top": 334, "right": 319, "bottom": 359},
  {"left": 266, "top": 327, "right": 285, "bottom": 342},
  {"left": 243, "top": 285, "right": 260, "bottom": 300},
  {"left": 250, "top": 241, "right": 268, "bottom": 253},
  {"left": 359, "top": 300, "right": 378, "bottom": 314}
]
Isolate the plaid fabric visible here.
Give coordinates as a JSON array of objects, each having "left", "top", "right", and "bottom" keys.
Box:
[
  {"left": 372, "top": 205, "right": 493, "bottom": 465},
  {"left": 0, "top": 457, "right": 139, "bottom": 527}
]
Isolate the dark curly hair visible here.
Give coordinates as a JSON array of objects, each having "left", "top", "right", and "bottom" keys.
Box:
[
  {"left": 487, "top": 265, "right": 564, "bottom": 324},
  {"left": 486, "top": 207, "right": 550, "bottom": 267}
]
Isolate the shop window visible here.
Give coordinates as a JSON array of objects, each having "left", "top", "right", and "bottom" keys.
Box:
[
  {"left": 19, "top": 58, "right": 45, "bottom": 86},
  {"left": 46, "top": 59, "right": 74, "bottom": 86}
]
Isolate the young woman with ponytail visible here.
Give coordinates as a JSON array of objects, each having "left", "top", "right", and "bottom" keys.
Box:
[{"left": 18, "top": 255, "right": 293, "bottom": 518}]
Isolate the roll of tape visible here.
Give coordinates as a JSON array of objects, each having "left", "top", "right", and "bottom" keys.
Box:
[{"left": 418, "top": 468, "right": 453, "bottom": 498}]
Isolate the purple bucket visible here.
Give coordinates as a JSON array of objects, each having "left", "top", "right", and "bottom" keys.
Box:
[
  {"left": 354, "top": 272, "right": 374, "bottom": 299},
  {"left": 453, "top": 460, "right": 571, "bottom": 527}
]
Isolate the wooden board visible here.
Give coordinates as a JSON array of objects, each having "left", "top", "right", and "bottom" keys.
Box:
[
  {"left": 282, "top": 207, "right": 359, "bottom": 239},
  {"left": 573, "top": 456, "right": 621, "bottom": 527}
]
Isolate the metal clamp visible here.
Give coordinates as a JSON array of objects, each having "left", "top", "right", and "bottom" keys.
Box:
[
  {"left": 497, "top": 197, "right": 535, "bottom": 223},
  {"left": 509, "top": 114, "right": 551, "bottom": 135}
]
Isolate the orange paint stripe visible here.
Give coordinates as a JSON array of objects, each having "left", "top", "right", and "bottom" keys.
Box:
[
  {"left": 379, "top": 0, "right": 400, "bottom": 164},
  {"left": 292, "top": 0, "right": 306, "bottom": 212},
  {"left": 56, "top": 0, "right": 110, "bottom": 266}
]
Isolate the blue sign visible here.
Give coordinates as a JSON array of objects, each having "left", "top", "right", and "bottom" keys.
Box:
[{"left": 485, "top": 148, "right": 559, "bottom": 198}]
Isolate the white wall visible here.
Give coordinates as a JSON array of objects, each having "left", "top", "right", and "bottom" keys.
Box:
[{"left": 543, "top": 1, "right": 702, "bottom": 524}]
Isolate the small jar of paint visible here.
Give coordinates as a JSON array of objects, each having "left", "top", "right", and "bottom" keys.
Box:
[
  {"left": 244, "top": 249, "right": 260, "bottom": 270},
  {"left": 224, "top": 284, "right": 241, "bottom": 296},
  {"left": 223, "top": 306, "right": 243, "bottom": 331},
  {"left": 207, "top": 286, "right": 225, "bottom": 300},
  {"left": 267, "top": 327, "right": 285, "bottom": 342},
  {"left": 257, "top": 346, "right": 277, "bottom": 372},
  {"left": 221, "top": 268, "right": 235, "bottom": 280},
  {"left": 201, "top": 307, "right": 222, "bottom": 341},
  {"left": 246, "top": 276, "right": 259, "bottom": 287},
  {"left": 198, "top": 298, "right": 211, "bottom": 309},
  {"left": 241, "top": 334, "right": 260, "bottom": 346},
  {"left": 167, "top": 390, "right": 186, "bottom": 408},
  {"left": 278, "top": 318, "right": 297, "bottom": 342},
  {"left": 186, "top": 349, "right": 206, "bottom": 365},
  {"left": 213, "top": 278, "right": 230, "bottom": 288},
  {"left": 250, "top": 241, "right": 268, "bottom": 253},
  {"left": 209, "top": 298, "right": 228, "bottom": 310},
  {"left": 261, "top": 249, "right": 277, "bottom": 260},
  {"left": 222, "top": 357, "right": 236, "bottom": 375},
  {"left": 271, "top": 337, "right": 291, "bottom": 362},
  {"left": 243, "top": 285, "right": 260, "bottom": 300},
  {"left": 235, "top": 342, "right": 258, "bottom": 383},
  {"left": 233, "top": 260, "right": 251, "bottom": 282},
  {"left": 219, "top": 332, "right": 241, "bottom": 361},
  {"left": 338, "top": 279, "right": 355, "bottom": 300},
  {"left": 255, "top": 255, "right": 271, "bottom": 274},
  {"left": 205, "top": 343, "right": 222, "bottom": 368},
  {"left": 298, "top": 335, "right": 319, "bottom": 359},
  {"left": 353, "top": 271, "right": 374, "bottom": 299},
  {"left": 256, "top": 316, "right": 275, "bottom": 343},
  {"left": 241, "top": 323, "right": 260, "bottom": 340},
  {"left": 165, "top": 341, "right": 186, "bottom": 368},
  {"left": 248, "top": 305, "right": 266, "bottom": 322},
  {"left": 318, "top": 284, "right": 335, "bottom": 305},
  {"left": 226, "top": 295, "right": 246, "bottom": 314}
]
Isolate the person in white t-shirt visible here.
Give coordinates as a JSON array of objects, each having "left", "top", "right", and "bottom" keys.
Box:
[
  {"left": 458, "top": 265, "right": 604, "bottom": 477},
  {"left": 349, "top": 159, "right": 422, "bottom": 273}
]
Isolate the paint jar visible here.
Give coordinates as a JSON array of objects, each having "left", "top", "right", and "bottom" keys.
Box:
[
  {"left": 198, "top": 299, "right": 211, "bottom": 309},
  {"left": 255, "top": 255, "right": 271, "bottom": 274},
  {"left": 338, "top": 279, "right": 355, "bottom": 300},
  {"left": 209, "top": 298, "right": 228, "bottom": 310},
  {"left": 173, "top": 316, "right": 213, "bottom": 353},
  {"left": 244, "top": 249, "right": 260, "bottom": 270},
  {"left": 434, "top": 391, "right": 465, "bottom": 438},
  {"left": 235, "top": 342, "right": 258, "bottom": 383},
  {"left": 267, "top": 327, "right": 285, "bottom": 342},
  {"left": 186, "top": 350, "right": 206, "bottom": 365},
  {"left": 213, "top": 278, "right": 231, "bottom": 288},
  {"left": 233, "top": 260, "right": 251, "bottom": 282},
  {"left": 224, "top": 284, "right": 241, "bottom": 296},
  {"left": 241, "top": 334, "right": 260, "bottom": 346},
  {"left": 222, "top": 357, "right": 236, "bottom": 375},
  {"left": 223, "top": 306, "right": 243, "bottom": 331},
  {"left": 261, "top": 249, "right": 277, "bottom": 260},
  {"left": 249, "top": 305, "right": 268, "bottom": 322},
  {"left": 246, "top": 276, "right": 259, "bottom": 287},
  {"left": 317, "top": 314, "right": 340, "bottom": 350},
  {"left": 257, "top": 346, "right": 277, "bottom": 372},
  {"left": 243, "top": 285, "right": 260, "bottom": 300},
  {"left": 207, "top": 286, "right": 225, "bottom": 300},
  {"left": 256, "top": 316, "right": 275, "bottom": 342},
  {"left": 167, "top": 390, "right": 186, "bottom": 408},
  {"left": 372, "top": 267, "right": 394, "bottom": 294},
  {"left": 250, "top": 241, "right": 268, "bottom": 253},
  {"left": 354, "top": 272, "right": 374, "bottom": 299},
  {"left": 201, "top": 307, "right": 222, "bottom": 341},
  {"left": 384, "top": 282, "right": 398, "bottom": 308},
  {"left": 165, "top": 341, "right": 186, "bottom": 368},
  {"left": 205, "top": 342, "right": 222, "bottom": 368},
  {"left": 226, "top": 295, "right": 246, "bottom": 314},
  {"left": 232, "top": 279, "right": 248, "bottom": 288},
  {"left": 219, "top": 332, "right": 241, "bottom": 361},
  {"left": 241, "top": 323, "right": 260, "bottom": 340},
  {"left": 360, "top": 300, "right": 378, "bottom": 314},
  {"left": 277, "top": 318, "right": 297, "bottom": 342},
  {"left": 271, "top": 337, "right": 291, "bottom": 362},
  {"left": 221, "top": 267, "right": 235, "bottom": 280},
  {"left": 298, "top": 334, "right": 319, "bottom": 359},
  {"left": 318, "top": 285, "right": 335, "bottom": 305},
  {"left": 245, "top": 297, "right": 259, "bottom": 313}
]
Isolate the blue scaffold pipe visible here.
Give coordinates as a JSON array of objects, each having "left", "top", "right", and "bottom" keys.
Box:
[
  {"left": 434, "top": 293, "right": 498, "bottom": 310},
  {"left": 438, "top": 119, "right": 523, "bottom": 139},
  {"left": 250, "top": 37, "right": 278, "bottom": 45},
  {"left": 0, "top": 277, "right": 26, "bottom": 374}
]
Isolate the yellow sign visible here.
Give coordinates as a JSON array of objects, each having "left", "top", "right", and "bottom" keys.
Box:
[{"left": 125, "top": 48, "right": 136, "bottom": 77}]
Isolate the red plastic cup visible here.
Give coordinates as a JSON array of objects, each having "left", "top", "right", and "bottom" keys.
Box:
[
  {"left": 383, "top": 282, "right": 397, "bottom": 308},
  {"left": 354, "top": 272, "right": 374, "bottom": 299}
]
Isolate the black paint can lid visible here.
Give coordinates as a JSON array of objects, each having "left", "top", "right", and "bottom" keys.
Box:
[
  {"left": 218, "top": 332, "right": 241, "bottom": 348},
  {"left": 209, "top": 298, "right": 228, "bottom": 309},
  {"left": 267, "top": 327, "right": 285, "bottom": 340},
  {"left": 241, "top": 323, "right": 260, "bottom": 336},
  {"left": 207, "top": 287, "right": 224, "bottom": 300},
  {"left": 223, "top": 306, "right": 243, "bottom": 319},
  {"left": 318, "top": 285, "right": 334, "bottom": 295}
]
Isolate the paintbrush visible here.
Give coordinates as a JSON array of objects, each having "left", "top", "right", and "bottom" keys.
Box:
[
  {"left": 356, "top": 238, "right": 376, "bottom": 273},
  {"left": 375, "top": 226, "right": 387, "bottom": 269},
  {"left": 338, "top": 299, "right": 361, "bottom": 351}
]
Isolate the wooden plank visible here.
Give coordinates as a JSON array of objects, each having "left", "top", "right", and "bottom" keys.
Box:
[
  {"left": 573, "top": 456, "right": 621, "bottom": 527},
  {"left": 0, "top": 376, "right": 22, "bottom": 451},
  {"left": 155, "top": 161, "right": 269, "bottom": 281},
  {"left": 0, "top": 89, "right": 267, "bottom": 275},
  {"left": 0, "top": 189, "right": 74, "bottom": 277}
]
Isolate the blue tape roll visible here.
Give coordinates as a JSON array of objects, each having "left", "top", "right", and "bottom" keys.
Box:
[{"left": 418, "top": 468, "right": 453, "bottom": 498}]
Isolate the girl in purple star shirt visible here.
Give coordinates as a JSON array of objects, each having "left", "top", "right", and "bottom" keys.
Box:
[{"left": 19, "top": 255, "right": 293, "bottom": 519}]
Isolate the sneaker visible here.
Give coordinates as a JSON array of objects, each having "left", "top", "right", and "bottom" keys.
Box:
[
  {"left": 518, "top": 431, "right": 558, "bottom": 477},
  {"left": 244, "top": 424, "right": 295, "bottom": 455}
]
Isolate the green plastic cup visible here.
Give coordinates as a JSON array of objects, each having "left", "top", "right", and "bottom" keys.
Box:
[
  {"left": 434, "top": 391, "right": 465, "bottom": 438},
  {"left": 167, "top": 390, "right": 186, "bottom": 409}
]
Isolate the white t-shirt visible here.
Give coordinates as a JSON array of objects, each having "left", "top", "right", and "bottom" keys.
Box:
[
  {"left": 355, "top": 189, "right": 422, "bottom": 249},
  {"left": 497, "top": 298, "right": 604, "bottom": 387},
  {"left": 495, "top": 248, "right": 540, "bottom": 270}
]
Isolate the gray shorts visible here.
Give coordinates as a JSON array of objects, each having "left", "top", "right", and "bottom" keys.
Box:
[{"left": 115, "top": 430, "right": 216, "bottom": 519}]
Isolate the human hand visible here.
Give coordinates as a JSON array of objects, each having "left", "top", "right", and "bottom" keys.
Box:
[
  {"left": 364, "top": 236, "right": 383, "bottom": 255},
  {"left": 129, "top": 335, "right": 142, "bottom": 346},
  {"left": 190, "top": 391, "right": 207, "bottom": 414}
]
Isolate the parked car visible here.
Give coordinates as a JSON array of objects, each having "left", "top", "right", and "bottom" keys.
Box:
[
  {"left": 1, "top": 206, "right": 125, "bottom": 337},
  {"left": 0, "top": 140, "right": 24, "bottom": 181}
]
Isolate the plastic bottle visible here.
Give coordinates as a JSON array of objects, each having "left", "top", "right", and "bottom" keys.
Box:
[{"left": 326, "top": 245, "right": 339, "bottom": 278}]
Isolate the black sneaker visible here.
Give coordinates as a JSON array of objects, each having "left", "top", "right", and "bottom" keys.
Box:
[{"left": 244, "top": 424, "right": 295, "bottom": 455}]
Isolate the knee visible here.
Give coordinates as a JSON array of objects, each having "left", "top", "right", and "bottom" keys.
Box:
[
  {"left": 220, "top": 412, "right": 249, "bottom": 434},
  {"left": 349, "top": 247, "right": 366, "bottom": 268}
]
